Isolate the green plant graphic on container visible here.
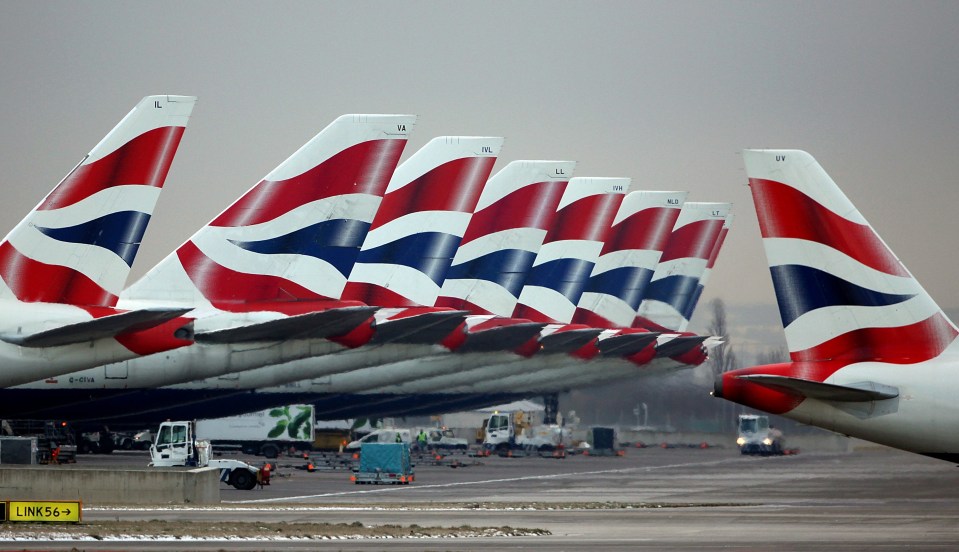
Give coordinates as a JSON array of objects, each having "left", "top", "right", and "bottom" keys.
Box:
[{"left": 268, "top": 405, "right": 312, "bottom": 439}]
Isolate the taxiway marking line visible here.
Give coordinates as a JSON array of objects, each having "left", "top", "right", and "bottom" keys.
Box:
[{"left": 231, "top": 457, "right": 744, "bottom": 504}]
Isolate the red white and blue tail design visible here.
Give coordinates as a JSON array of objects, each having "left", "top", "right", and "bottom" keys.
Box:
[
  {"left": 573, "top": 190, "right": 687, "bottom": 329},
  {"left": 716, "top": 150, "right": 959, "bottom": 459},
  {"left": 745, "top": 149, "right": 957, "bottom": 363},
  {"left": 342, "top": 136, "right": 503, "bottom": 308},
  {"left": 435, "top": 160, "right": 575, "bottom": 317},
  {"left": 121, "top": 114, "right": 414, "bottom": 315},
  {"left": 634, "top": 202, "right": 731, "bottom": 332},
  {"left": 685, "top": 212, "right": 734, "bottom": 324},
  {"left": 0, "top": 95, "right": 196, "bottom": 307},
  {"left": 512, "top": 177, "right": 628, "bottom": 324}
]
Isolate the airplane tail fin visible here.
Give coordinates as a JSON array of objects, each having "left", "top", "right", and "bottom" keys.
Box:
[
  {"left": 634, "top": 202, "right": 731, "bottom": 332},
  {"left": 342, "top": 136, "right": 503, "bottom": 307},
  {"left": 744, "top": 149, "right": 957, "bottom": 363},
  {"left": 573, "top": 190, "right": 687, "bottom": 329},
  {"left": 0, "top": 95, "right": 196, "bottom": 307},
  {"left": 435, "top": 160, "right": 575, "bottom": 317},
  {"left": 122, "top": 114, "right": 414, "bottom": 313},
  {"left": 687, "top": 212, "right": 734, "bottom": 325},
  {"left": 511, "top": 177, "right": 629, "bottom": 324}
]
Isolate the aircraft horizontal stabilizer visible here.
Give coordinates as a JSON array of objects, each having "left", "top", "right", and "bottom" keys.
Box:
[
  {"left": 736, "top": 375, "right": 900, "bottom": 402},
  {"left": 456, "top": 322, "right": 547, "bottom": 353},
  {"left": 369, "top": 310, "right": 470, "bottom": 345},
  {"left": 1, "top": 307, "right": 192, "bottom": 348},
  {"left": 195, "top": 306, "right": 378, "bottom": 344},
  {"left": 598, "top": 332, "right": 661, "bottom": 357},
  {"left": 654, "top": 335, "right": 709, "bottom": 358},
  {"left": 539, "top": 327, "right": 604, "bottom": 354}
]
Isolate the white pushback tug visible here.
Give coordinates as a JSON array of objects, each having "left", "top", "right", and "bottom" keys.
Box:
[{"left": 149, "top": 420, "right": 260, "bottom": 490}]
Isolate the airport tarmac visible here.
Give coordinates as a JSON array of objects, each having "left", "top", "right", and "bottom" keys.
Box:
[{"left": 3, "top": 445, "right": 959, "bottom": 550}]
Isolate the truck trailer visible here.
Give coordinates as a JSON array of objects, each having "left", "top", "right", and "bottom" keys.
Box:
[{"left": 194, "top": 404, "right": 316, "bottom": 459}]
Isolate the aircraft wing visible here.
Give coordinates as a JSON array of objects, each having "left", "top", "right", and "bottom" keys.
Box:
[
  {"left": 1, "top": 307, "right": 192, "bottom": 348},
  {"left": 195, "top": 306, "right": 378, "bottom": 344},
  {"left": 736, "top": 375, "right": 900, "bottom": 402}
]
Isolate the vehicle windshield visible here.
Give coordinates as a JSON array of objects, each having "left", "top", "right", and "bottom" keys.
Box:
[
  {"left": 156, "top": 425, "right": 172, "bottom": 446},
  {"left": 488, "top": 415, "right": 509, "bottom": 431},
  {"left": 739, "top": 417, "right": 768, "bottom": 434}
]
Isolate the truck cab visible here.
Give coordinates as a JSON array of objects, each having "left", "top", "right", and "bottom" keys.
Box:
[
  {"left": 737, "top": 414, "right": 783, "bottom": 455},
  {"left": 149, "top": 420, "right": 259, "bottom": 490},
  {"left": 150, "top": 421, "right": 209, "bottom": 467}
]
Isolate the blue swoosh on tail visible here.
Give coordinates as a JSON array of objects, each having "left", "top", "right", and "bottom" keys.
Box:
[
  {"left": 37, "top": 211, "right": 151, "bottom": 267},
  {"left": 356, "top": 232, "right": 463, "bottom": 286},
  {"left": 445, "top": 249, "right": 537, "bottom": 297},
  {"left": 524, "top": 258, "right": 595, "bottom": 302},
  {"left": 771, "top": 264, "right": 916, "bottom": 327},
  {"left": 231, "top": 219, "right": 371, "bottom": 278},
  {"left": 584, "top": 266, "right": 655, "bottom": 310}
]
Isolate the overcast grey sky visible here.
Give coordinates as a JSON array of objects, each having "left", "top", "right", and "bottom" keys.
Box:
[{"left": 3, "top": 1, "right": 959, "bottom": 336}]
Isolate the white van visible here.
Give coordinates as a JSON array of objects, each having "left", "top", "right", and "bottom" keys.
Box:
[
  {"left": 345, "top": 428, "right": 411, "bottom": 451},
  {"left": 412, "top": 427, "right": 469, "bottom": 450}
]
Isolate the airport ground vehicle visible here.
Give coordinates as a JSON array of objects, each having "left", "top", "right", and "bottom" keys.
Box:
[
  {"left": 132, "top": 429, "right": 154, "bottom": 450},
  {"left": 412, "top": 427, "right": 469, "bottom": 450},
  {"left": 483, "top": 410, "right": 570, "bottom": 452},
  {"left": 193, "top": 405, "right": 316, "bottom": 459},
  {"left": 149, "top": 420, "right": 260, "bottom": 490},
  {"left": 350, "top": 442, "right": 414, "bottom": 484},
  {"left": 736, "top": 414, "right": 783, "bottom": 455},
  {"left": 1, "top": 419, "right": 77, "bottom": 463},
  {"left": 345, "top": 428, "right": 412, "bottom": 451}
]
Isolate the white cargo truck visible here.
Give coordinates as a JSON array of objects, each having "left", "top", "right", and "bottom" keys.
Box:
[
  {"left": 483, "top": 410, "right": 570, "bottom": 453},
  {"left": 195, "top": 404, "right": 316, "bottom": 459}
]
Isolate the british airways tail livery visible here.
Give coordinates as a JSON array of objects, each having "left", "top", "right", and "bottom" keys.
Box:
[
  {"left": 0, "top": 95, "right": 197, "bottom": 387},
  {"left": 634, "top": 202, "right": 731, "bottom": 332},
  {"left": 1, "top": 95, "right": 195, "bottom": 307},
  {"left": 715, "top": 149, "right": 959, "bottom": 461},
  {"left": 123, "top": 114, "right": 414, "bottom": 314},
  {"left": 512, "top": 177, "right": 629, "bottom": 325},
  {"left": 121, "top": 114, "right": 417, "bottom": 347},
  {"left": 434, "top": 160, "right": 575, "bottom": 352},
  {"left": 574, "top": 190, "right": 687, "bottom": 329},
  {"left": 341, "top": 136, "right": 502, "bottom": 344},
  {"left": 436, "top": 160, "right": 575, "bottom": 317}
]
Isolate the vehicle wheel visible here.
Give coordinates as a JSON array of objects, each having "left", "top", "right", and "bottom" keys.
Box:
[
  {"left": 261, "top": 444, "right": 279, "bottom": 459},
  {"left": 230, "top": 469, "right": 256, "bottom": 490},
  {"left": 121, "top": 439, "right": 133, "bottom": 450}
]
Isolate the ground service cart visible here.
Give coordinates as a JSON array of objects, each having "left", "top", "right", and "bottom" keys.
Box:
[{"left": 351, "top": 442, "right": 414, "bottom": 485}]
